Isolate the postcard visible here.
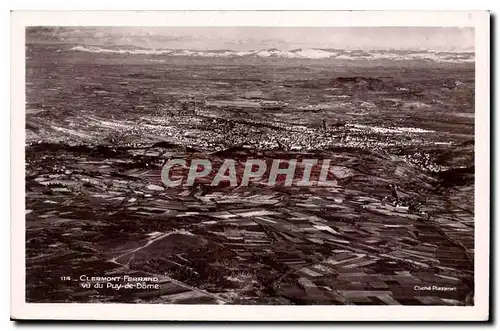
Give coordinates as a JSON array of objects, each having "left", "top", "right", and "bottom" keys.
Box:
[{"left": 10, "top": 10, "right": 490, "bottom": 321}]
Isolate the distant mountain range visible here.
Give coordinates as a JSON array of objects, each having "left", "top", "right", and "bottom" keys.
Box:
[{"left": 67, "top": 45, "right": 475, "bottom": 63}]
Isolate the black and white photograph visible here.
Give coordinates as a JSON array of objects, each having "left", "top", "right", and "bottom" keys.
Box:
[{"left": 10, "top": 11, "right": 490, "bottom": 321}]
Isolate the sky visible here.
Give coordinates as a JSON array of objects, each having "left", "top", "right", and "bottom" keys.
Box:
[{"left": 26, "top": 27, "right": 475, "bottom": 51}]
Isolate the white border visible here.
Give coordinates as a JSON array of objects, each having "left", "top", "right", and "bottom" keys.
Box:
[{"left": 10, "top": 10, "right": 490, "bottom": 321}]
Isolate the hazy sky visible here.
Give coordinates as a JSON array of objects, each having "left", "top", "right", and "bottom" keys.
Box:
[{"left": 27, "top": 27, "right": 474, "bottom": 51}]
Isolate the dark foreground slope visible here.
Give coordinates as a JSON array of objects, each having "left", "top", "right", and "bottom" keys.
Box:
[{"left": 26, "top": 143, "right": 474, "bottom": 305}]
